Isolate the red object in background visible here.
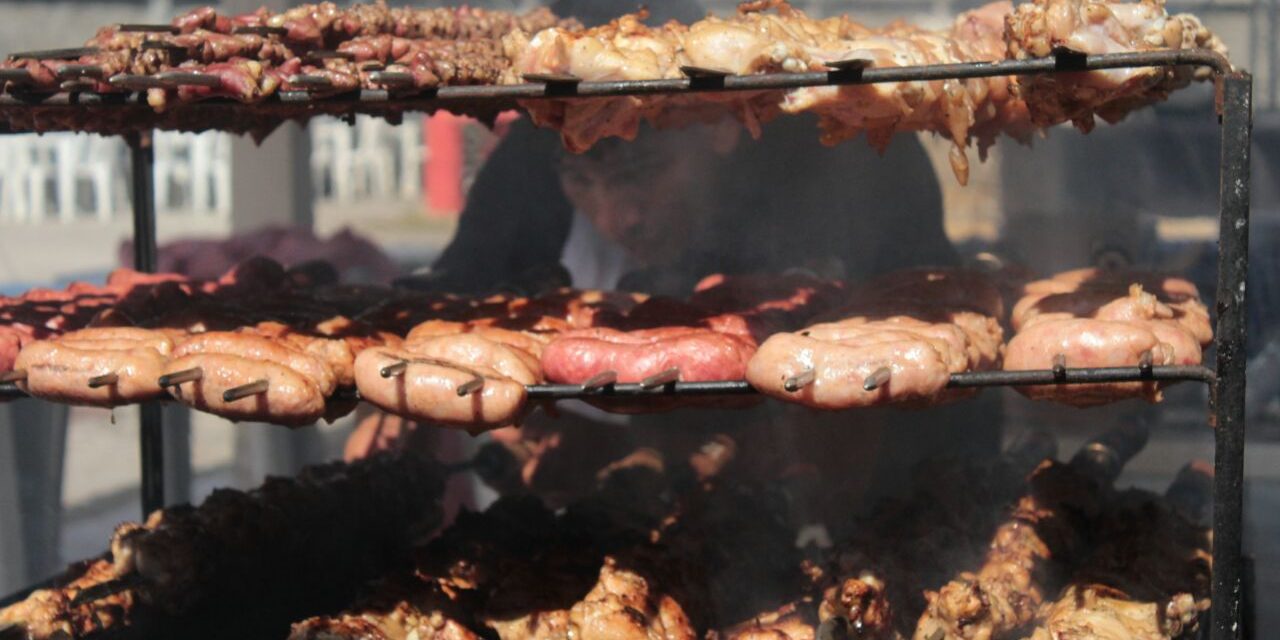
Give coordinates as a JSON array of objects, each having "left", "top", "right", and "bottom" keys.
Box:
[
  {"left": 423, "top": 111, "right": 523, "bottom": 218},
  {"left": 425, "top": 112, "right": 465, "bottom": 217}
]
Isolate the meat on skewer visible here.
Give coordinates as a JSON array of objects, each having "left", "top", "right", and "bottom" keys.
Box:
[
  {"left": 14, "top": 327, "right": 175, "bottom": 407},
  {"left": 507, "top": 0, "right": 1225, "bottom": 183},
  {"left": 355, "top": 333, "right": 542, "bottom": 432},
  {"left": 1003, "top": 268, "right": 1212, "bottom": 406}
]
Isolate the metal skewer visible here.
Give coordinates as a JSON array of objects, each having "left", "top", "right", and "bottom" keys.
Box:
[
  {"left": 1138, "top": 350, "right": 1155, "bottom": 375},
  {"left": 581, "top": 370, "right": 618, "bottom": 392},
  {"left": 640, "top": 367, "right": 681, "bottom": 390},
  {"left": 380, "top": 360, "right": 409, "bottom": 378},
  {"left": 863, "top": 366, "right": 892, "bottom": 391},
  {"left": 456, "top": 375, "right": 486, "bottom": 397},
  {"left": 784, "top": 368, "right": 816, "bottom": 393},
  {"left": 88, "top": 373, "right": 119, "bottom": 389},
  {"left": 0, "top": 369, "right": 27, "bottom": 383},
  {"left": 158, "top": 367, "right": 202, "bottom": 388},
  {"left": 223, "top": 379, "right": 270, "bottom": 403},
  {"left": 1052, "top": 354, "right": 1068, "bottom": 381}
]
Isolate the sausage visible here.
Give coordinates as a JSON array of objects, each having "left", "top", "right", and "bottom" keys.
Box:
[
  {"left": 541, "top": 327, "right": 756, "bottom": 384},
  {"left": 15, "top": 342, "right": 168, "bottom": 407},
  {"left": 353, "top": 347, "right": 531, "bottom": 431},
  {"left": 1003, "top": 318, "right": 1173, "bottom": 406},
  {"left": 747, "top": 332, "right": 952, "bottom": 410},
  {"left": 405, "top": 334, "right": 541, "bottom": 384},
  {"left": 173, "top": 332, "right": 337, "bottom": 396},
  {"left": 803, "top": 321, "right": 971, "bottom": 372},
  {"left": 164, "top": 354, "right": 326, "bottom": 427},
  {"left": 58, "top": 327, "right": 176, "bottom": 355}
]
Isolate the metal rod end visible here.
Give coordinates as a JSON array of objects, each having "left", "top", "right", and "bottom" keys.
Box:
[
  {"left": 457, "top": 375, "right": 486, "bottom": 397},
  {"left": 640, "top": 367, "right": 681, "bottom": 390},
  {"left": 88, "top": 372, "right": 120, "bottom": 389},
  {"left": 1138, "top": 350, "right": 1155, "bottom": 376},
  {"left": 1052, "top": 354, "right": 1068, "bottom": 381},
  {"left": 158, "top": 367, "right": 202, "bottom": 388},
  {"left": 784, "top": 368, "right": 816, "bottom": 393},
  {"left": 0, "top": 369, "right": 27, "bottom": 383},
  {"left": 863, "top": 366, "right": 892, "bottom": 392},
  {"left": 223, "top": 379, "right": 269, "bottom": 403},
  {"left": 380, "top": 360, "right": 409, "bottom": 379},
  {"left": 581, "top": 370, "right": 618, "bottom": 392}
]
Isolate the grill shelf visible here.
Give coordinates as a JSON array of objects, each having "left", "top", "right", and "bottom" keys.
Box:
[{"left": 0, "top": 44, "right": 1253, "bottom": 640}]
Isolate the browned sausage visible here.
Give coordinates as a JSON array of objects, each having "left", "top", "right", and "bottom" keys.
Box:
[
  {"left": 747, "top": 332, "right": 952, "bottom": 410},
  {"left": 173, "top": 332, "right": 336, "bottom": 396},
  {"left": 353, "top": 347, "right": 531, "bottom": 431},
  {"left": 164, "top": 353, "right": 326, "bottom": 427},
  {"left": 15, "top": 342, "right": 168, "bottom": 407}
]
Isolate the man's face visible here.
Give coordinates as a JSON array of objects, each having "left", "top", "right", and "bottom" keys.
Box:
[{"left": 558, "top": 129, "right": 721, "bottom": 265}]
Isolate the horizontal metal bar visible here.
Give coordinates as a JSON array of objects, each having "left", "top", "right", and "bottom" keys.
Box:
[
  {"left": 115, "top": 23, "right": 180, "bottom": 34},
  {"left": 6, "top": 47, "right": 99, "bottom": 61},
  {"left": 0, "top": 364, "right": 1217, "bottom": 404}
]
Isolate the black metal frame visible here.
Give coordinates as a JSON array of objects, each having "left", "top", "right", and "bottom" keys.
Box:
[{"left": 0, "top": 49, "right": 1253, "bottom": 639}]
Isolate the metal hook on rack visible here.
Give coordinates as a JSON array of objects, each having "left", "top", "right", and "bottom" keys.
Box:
[
  {"left": 158, "top": 368, "right": 203, "bottom": 388},
  {"left": 88, "top": 373, "right": 119, "bottom": 389},
  {"left": 380, "top": 360, "right": 409, "bottom": 379},
  {"left": 0, "top": 369, "right": 27, "bottom": 383},
  {"left": 581, "top": 370, "right": 618, "bottom": 392},
  {"left": 1138, "top": 350, "right": 1155, "bottom": 376},
  {"left": 223, "top": 379, "right": 270, "bottom": 403},
  {"left": 640, "top": 367, "right": 681, "bottom": 390},
  {"left": 1052, "top": 354, "right": 1068, "bottom": 382},
  {"left": 863, "top": 367, "right": 892, "bottom": 392}
]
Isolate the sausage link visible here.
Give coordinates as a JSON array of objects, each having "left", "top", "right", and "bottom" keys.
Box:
[
  {"left": 164, "top": 354, "right": 326, "bottom": 427},
  {"left": 15, "top": 342, "right": 167, "bottom": 407}
]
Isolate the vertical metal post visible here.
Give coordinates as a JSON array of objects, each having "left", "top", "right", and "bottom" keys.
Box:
[
  {"left": 1211, "top": 72, "right": 1253, "bottom": 640},
  {"left": 126, "top": 132, "right": 165, "bottom": 517}
]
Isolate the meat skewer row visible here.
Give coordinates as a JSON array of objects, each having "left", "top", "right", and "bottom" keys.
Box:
[
  {"left": 1003, "top": 268, "right": 1212, "bottom": 406},
  {"left": 0, "top": 454, "right": 447, "bottom": 639},
  {"left": 508, "top": 0, "right": 1225, "bottom": 184},
  {"left": 171, "top": 4, "right": 573, "bottom": 47}
]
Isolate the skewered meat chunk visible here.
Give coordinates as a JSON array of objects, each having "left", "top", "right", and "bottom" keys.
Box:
[
  {"left": 1004, "top": 268, "right": 1212, "bottom": 406},
  {"left": 1006, "top": 0, "right": 1227, "bottom": 130}
]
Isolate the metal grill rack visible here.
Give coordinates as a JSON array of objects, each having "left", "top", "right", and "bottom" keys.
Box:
[{"left": 0, "top": 47, "right": 1254, "bottom": 640}]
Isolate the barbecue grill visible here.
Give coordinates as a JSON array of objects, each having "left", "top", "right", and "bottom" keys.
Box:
[{"left": 0, "top": 19, "right": 1254, "bottom": 640}]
